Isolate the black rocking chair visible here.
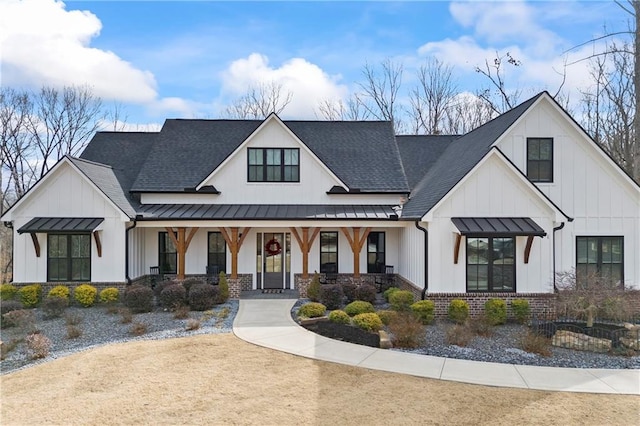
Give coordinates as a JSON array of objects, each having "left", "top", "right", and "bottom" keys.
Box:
[
  {"left": 149, "top": 266, "right": 164, "bottom": 288},
  {"left": 206, "top": 265, "right": 220, "bottom": 285},
  {"left": 375, "top": 265, "right": 395, "bottom": 292}
]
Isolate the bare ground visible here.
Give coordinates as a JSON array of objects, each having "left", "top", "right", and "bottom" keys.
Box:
[{"left": 1, "top": 333, "right": 638, "bottom": 426}]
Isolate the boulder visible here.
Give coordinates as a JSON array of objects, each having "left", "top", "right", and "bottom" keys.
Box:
[
  {"left": 379, "top": 330, "right": 392, "bottom": 349},
  {"left": 552, "top": 330, "right": 611, "bottom": 353}
]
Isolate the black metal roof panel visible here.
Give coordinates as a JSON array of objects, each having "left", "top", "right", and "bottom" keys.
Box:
[
  {"left": 138, "top": 204, "right": 398, "bottom": 220},
  {"left": 18, "top": 217, "right": 104, "bottom": 234},
  {"left": 451, "top": 217, "right": 546, "bottom": 236}
]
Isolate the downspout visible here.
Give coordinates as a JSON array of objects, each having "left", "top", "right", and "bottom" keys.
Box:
[
  {"left": 125, "top": 217, "right": 139, "bottom": 285},
  {"left": 552, "top": 222, "right": 565, "bottom": 293},
  {"left": 415, "top": 221, "right": 428, "bottom": 300}
]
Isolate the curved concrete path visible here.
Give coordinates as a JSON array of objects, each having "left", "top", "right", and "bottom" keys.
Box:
[{"left": 233, "top": 299, "right": 640, "bottom": 395}]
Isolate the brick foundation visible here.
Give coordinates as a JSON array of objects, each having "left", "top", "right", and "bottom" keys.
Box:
[{"left": 296, "top": 277, "right": 312, "bottom": 298}]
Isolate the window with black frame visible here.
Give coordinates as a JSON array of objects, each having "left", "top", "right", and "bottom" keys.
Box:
[
  {"left": 527, "top": 137, "right": 553, "bottom": 182},
  {"left": 248, "top": 148, "right": 299, "bottom": 182},
  {"left": 208, "top": 232, "right": 226, "bottom": 273},
  {"left": 159, "top": 232, "right": 177, "bottom": 274},
  {"left": 367, "top": 232, "right": 386, "bottom": 273},
  {"left": 576, "top": 236, "right": 623, "bottom": 284},
  {"left": 320, "top": 232, "right": 338, "bottom": 273},
  {"left": 47, "top": 234, "right": 91, "bottom": 281},
  {"left": 466, "top": 236, "right": 515, "bottom": 292}
]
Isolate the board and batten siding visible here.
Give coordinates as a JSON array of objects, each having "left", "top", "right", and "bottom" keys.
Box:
[
  {"left": 397, "top": 223, "right": 426, "bottom": 289},
  {"left": 9, "top": 162, "right": 127, "bottom": 283},
  {"left": 496, "top": 97, "right": 640, "bottom": 289}
]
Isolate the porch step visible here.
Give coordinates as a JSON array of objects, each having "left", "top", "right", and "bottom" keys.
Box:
[{"left": 240, "top": 289, "right": 300, "bottom": 300}]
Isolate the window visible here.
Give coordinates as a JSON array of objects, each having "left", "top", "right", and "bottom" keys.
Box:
[
  {"left": 466, "top": 237, "right": 515, "bottom": 292},
  {"left": 248, "top": 148, "right": 299, "bottom": 182},
  {"left": 47, "top": 234, "right": 90, "bottom": 282},
  {"left": 208, "top": 232, "right": 226, "bottom": 273},
  {"left": 576, "top": 236, "right": 624, "bottom": 284},
  {"left": 159, "top": 232, "right": 177, "bottom": 274},
  {"left": 527, "top": 137, "right": 553, "bottom": 182},
  {"left": 320, "top": 232, "right": 338, "bottom": 273},
  {"left": 367, "top": 232, "right": 385, "bottom": 273}
]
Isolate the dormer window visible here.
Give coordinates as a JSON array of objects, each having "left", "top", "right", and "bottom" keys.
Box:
[
  {"left": 248, "top": 148, "right": 299, "bottom": 182},
  {"left": 527, "top": 138, "right": 553, "bottom": 182}
]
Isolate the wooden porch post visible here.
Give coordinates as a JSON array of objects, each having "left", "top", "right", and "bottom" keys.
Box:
[
  {"left": 340, "top": 227, "right": 371, "bottom": 278},
  {"left": 290, "top": 227, "right": 320, "bottom": 279},
  {"left": 165, "top": 227, "right": 198, "bottom": 280},
  {"left": 219, "top": 227, "right": 251, "bottom": 279}
]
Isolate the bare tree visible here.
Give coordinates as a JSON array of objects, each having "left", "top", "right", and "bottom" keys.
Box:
[
  {"left": 316, "top": 95, "right": 371, "bottom": 121},
  {"left": 443, "top": 94, "right": 496, "bottom": 135},
  {"left": 475, "top": 51, "right": 523, "bottom": 115},
  {"left": 358, "top": 59, "right": 404, "bottom": 132},
  {"left": 225, "top": 81, "right": 293, "bottom": 119}
]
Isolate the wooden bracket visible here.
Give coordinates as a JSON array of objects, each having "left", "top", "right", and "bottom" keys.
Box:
[
  {"left": 30, "top": 233, "right": 40, "bottom": 257},
  {"left": 454, "top": 233, "right": 462, "bottom": 264},
  {"left": 290, "top": 227, "right": 320, "bottom": 278},
  {"left": 219, "top": 227, "right": 251, "bottom": 279},
  {"left": 93, "top": 231, "right": 102, "bottom": 257},
  {"left": 524, "top": 235, "right": 534, "bottom": 264},
  {"left": 340, "top": 227, "right": 371, "bottom": 277}
]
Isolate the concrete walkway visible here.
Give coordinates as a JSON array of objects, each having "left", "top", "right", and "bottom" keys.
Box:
[{"left": 233, "top": 299, "right": 640, "bottom": 395}]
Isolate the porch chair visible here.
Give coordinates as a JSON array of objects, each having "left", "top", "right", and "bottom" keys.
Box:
[
  {"left": 149, "top": 266, "right": 164, "bottom": 288},
  {"left": 206, "top": 265, "right": 220, "bottom": 285}
]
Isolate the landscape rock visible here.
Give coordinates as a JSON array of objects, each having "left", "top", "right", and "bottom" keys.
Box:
[
  {"left": 552, "top": 330, "right": 611, "bottom": 353},
  {"left": 379, "top": 330, "right": 392, "bottom": 349}
]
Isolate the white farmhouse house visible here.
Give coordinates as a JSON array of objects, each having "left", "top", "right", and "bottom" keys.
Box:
[{"left": 2, "top": 92, "right": 639, "bottom": 313}]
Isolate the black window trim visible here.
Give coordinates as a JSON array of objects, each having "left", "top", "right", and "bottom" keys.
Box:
[
  {"left": 247, "top": 147, "right": 300, "bottom": 183},
  {"left": 207, "top": 231, "right": 227, "bottom": 274},
  {"left": 158, "top": 231, "right": 177, "bottom": 274},
  {"left": 47, "top": 233, "right": 91, "bottom": 282},
  {"left": 527, "top": 137, "right": 554, "bottom": 183},
  {"left": 575, "top": 235, "right": 624, "bottom": 284},
  {"left": 367, "top": 231, "right": 386, "bottom": 274},
  {"left": 319, "top": 231, "right": 338, "bottom": 274},
  {"left": 465, "top": 235, "right": 516, "bottom": 293}
]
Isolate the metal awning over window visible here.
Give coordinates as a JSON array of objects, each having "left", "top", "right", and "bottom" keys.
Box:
[
  {"left": 18, "top": 217, "right": 104, "bottom": 234},
  {"left": 451, "top": 217, "right": 546, "bottom": 237}
]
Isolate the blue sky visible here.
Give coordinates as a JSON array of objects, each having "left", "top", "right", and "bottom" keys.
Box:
[{"left": 0, "top": 1, "right": 630, "bottom": 130}]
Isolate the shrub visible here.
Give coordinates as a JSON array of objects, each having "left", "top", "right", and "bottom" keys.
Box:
[
  {"left": 298, "top": 302, "right": 327, "bottom": 318},
  {"left": 181, "top": 278, "right": 202, "bottom": 296},
  {"left": 341, "top": 282, "right": 357, "bottom": 303},
  {"left": 355, "top": 284, "right": 377, "bottom": 304},
  {"left": 388, "top": 312, "right": 426, "bottom": 348},
  {"left": 484, "top": 298, "right": 507, "bottom": 325},
  {"left": 42, "top": 297, "right": 68, "bottom": 319},
  {"left": 18, "top": 284, "right": 42, "bottom": 308},
  {"left": 0, "top": 300, "right": 23, "bottom": 327},
  {"left": 159, "top": 283, "right": 187, "bottom": 310},
  {"left": 119, "top": 307, "right": 133, "bottom": 324},
  {"left": 328, "top": 310, "right": 351, "bottom": 325},
  {"left": 319, "top": 284, "right": 343, "bottom": 310},
  {"left": 66, "top": 325, "right": 82, "bottom": 339},
  {"left": 2, "top": 309, "right": 36, "bottom": 332},
  {"left": 153, "top": 280, "right": 174, "bottom": 298},
  {"left": 410, "top": 300, "right": 435, "bottom": 325},
  {"left": 383, "top": 286, "right": 400, "bottom": 302},
  {"left": 173, "top": 304, "right": 190, "bottom": 319},
  {"left": 520, "top": 330, "right": 551, "bottom": 357},
  {"left": 389, "top": 290, "right": 415, "bottom": 311},
  {"left": 189, "top": 283, "right": 218, "bottom": 311},
  {"left": 74, "top": 284, "right": 97, "bottom": 307},
  {"left": 344, "top": 301, "right": 375, "bottom": 317},
  {"left": 1, "top": 338, "right": 20, "bottom": 360},
  {"left": 469, "top": 314, "right": 493, "bottom": 337},
  {"left": 0, "top": 283, "right": 17, "bottom": 300},
  {"left": 25, "top": 332, "right": 51, "bottom": 359},
  {"left": 511, "top": 299, "right": 530, "bottom": 324},
  {"left": 185, "top": 318, "right": 201, "bottom": 331},
  {"left": 376, "top": 309, "right": 397, "bottom": 326},
  {"left": 352, "top": 312, "right": 383, "bottom": 332},
  {"left": 446, "top": 323, "right": 473, "bottom": 346},
  {"left": 448, "top": 299, "right": 469, "bottom": 324},
  {"left": 130, "top": 322, "right": 148, "bottom": 336},
  {"left": 217, "top": 272, "right": 229, "bottom": 303},
  {"left": 65, "top": 311, "right": 83, "bottom": 326},
  {"left": 124, "top": 285, "right": 154, "bottom": 313},
  {"left": 99, "top": 287, "right": 120, "bottom": 304},
  {"left": 48, "top": 285, "right": 70, "bottom": 300},
  {"left": 307, "top": 272, "right": 321, "bottom": 302}
]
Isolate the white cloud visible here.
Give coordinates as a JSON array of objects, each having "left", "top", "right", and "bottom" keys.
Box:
[
  {"left": 220, "top": 53, "right": 349, "bottom": 119},
  {"left": 0, "top": 0, "right": 157, "bottom": 103}
]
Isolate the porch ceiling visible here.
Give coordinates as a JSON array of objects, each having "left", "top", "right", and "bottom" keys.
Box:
[{"left": 137, "top": 204, "right": 398, "bottom": 221}]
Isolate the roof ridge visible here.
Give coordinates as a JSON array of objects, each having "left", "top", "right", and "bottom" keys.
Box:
[{"left": 69, "top": 156, "right": 113, "bottom": 170}]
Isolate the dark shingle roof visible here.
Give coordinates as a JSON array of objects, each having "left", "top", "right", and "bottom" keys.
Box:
[
  {"left": 396, "top": 135, "right": 458, "bottom": 189},
  {"left": 401, "top": 93, "right": 544, "bottom": 219}
]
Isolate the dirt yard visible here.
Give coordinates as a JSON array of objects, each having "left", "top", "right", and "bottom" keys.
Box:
[{"left": 1, "top": 333, "right": 637, "bottom": 425}]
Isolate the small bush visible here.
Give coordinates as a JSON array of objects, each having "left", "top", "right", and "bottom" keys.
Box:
[
  {"left": 130, "top": 322, "right": 148, "bottom": 336},
  {"left": 448, "top": 299, "right": 469, "bottom": 324},
  {"left": 328, "top": 310, "right": 351, "bottom": 325},
  {"left": 160, "top": 283, "right": 187, "bottom": 310},
  {"left": 341, "top": 282, "right": 357, "bottom": 303},
  {"left": 520, "top": 330, "right": 551, "bottom": 357},
  {"left": 66, "top": 325, "right": 82, "bottom": 339},
  {"left": 383, "top": 286, "right": 400, "bottom": 302},
  {"left": 25, "top": 332, "right": 51, "bottom": 359},
  {"left": 319, "top": 284, "right": 343, "bottom": 310},
  {"left": 42, "top": 297, "right": 68, "bottom": 319},
  {"left": 307, "top": 272, "right": 321, "bottom": 302},
  {"left": 352, "top": 312, "right": 383, "bottom": 332},
  {"left": 124, "top": 285, "right": 154, "bottom": 313},
  {"left": 469, "top": 314, "right": 493, "bottom": 337},
  {"left": 0, "top": 283, "right": 17, "bottom": 300},
  {"left": 511, "top": 299, "right": 530, "bottom": 324},
  {"left": 446, "top": 323, "right": 473, "bottom": 347},
  {"left": 18, "top": 284, "right": 42, "bottom": 308},
  {"left": 389, "top": 290, "right": 415, "bottom": 311},
  {"left": 0, "top": 300, "right": 23, "bottom": 327},
  {"left": 64, "top": 311, "right": 82, "bottom": 326},
  {"left": 484, "top": 298, "right": 507, "bottom": 325},
  {"left": 99, "top": 287, "right": 120, "bottom": 304},
  {"left": 2, "top": 309, "right": 36, "bottom": 332},
  {"left": 189, "top": 284, "right": 218, "bottom": 311},
  {"left": 376, "top": 309, "right": 397, "bottom": 326},
  {"left": 181, "top": 278, "right": 202, "bottom": 296},
  {"left": 1, "top": 338, "right": 20, "bottom": 360},
  {"left": 47, "top": 285, "right": 70, "bottom": 300},
  {"left": 298, "top": 302, "right": 327, "bottom": 318},
  {"left": 355, "top": 284, "right": 377, "bottom": 305},
  {"left": 185, "top": 318, "right": 201, "bottom": 331},
  {"left": 388, "top": 312, "right": 426, "bottom": 348},
  {"left": 74, "top": 284, "right": 97, "bottom": 307},
  {"left": 173, "top": 304, "right": 190, "bottom": 319},
  {"left": 218, "top": 272, "right": 229, "bottom": 303},
  {"left": 153, "top": 280, "right": 174, "bottom": 298},
  {"left": 119, "top": 307, "right": 133, "bottom": 324},
  {"left": 344, "top": 301, "right": 375, "bottom": 317},
  {"left": 410, "top": 300, "right": 435, "bottom": 325}
]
